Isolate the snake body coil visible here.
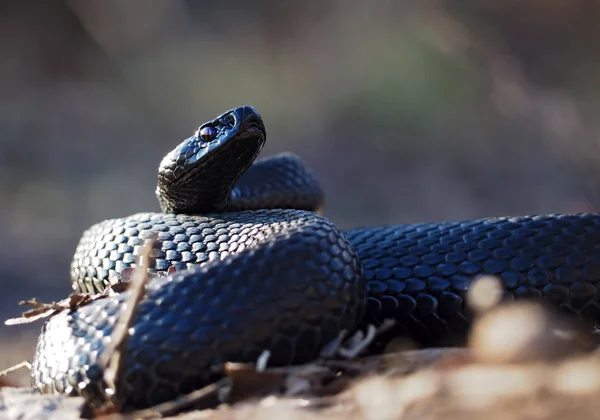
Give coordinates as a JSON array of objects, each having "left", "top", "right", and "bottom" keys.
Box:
[{"left": 31, "top": 106, "right": 600, "bottom": 410}]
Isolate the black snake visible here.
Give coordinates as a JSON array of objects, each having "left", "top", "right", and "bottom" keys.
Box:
[{"left": 31, "top": 106, "right": 600, "bottom": 410}]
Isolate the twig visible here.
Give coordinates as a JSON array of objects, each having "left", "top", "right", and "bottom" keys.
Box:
[
  {"left": 102, "top": 377, "right": 228, "bottom": 420},
  {"left": 0, "top": 361, "right": 31, "bottom": 377},
  {"left": 98, "top": 235, "right": 157, "bottom": 407},
  {"left": 6, "top": 292, "right": 112, "bottom": 326}
]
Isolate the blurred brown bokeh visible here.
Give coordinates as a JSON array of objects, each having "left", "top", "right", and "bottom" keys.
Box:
[{"left": 1, "top": 0, "right": 600, "bottom": 380}]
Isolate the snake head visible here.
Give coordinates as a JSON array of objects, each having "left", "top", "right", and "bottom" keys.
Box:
[{"left": 156, "top": 106, "right": 266, "bottom": 214}]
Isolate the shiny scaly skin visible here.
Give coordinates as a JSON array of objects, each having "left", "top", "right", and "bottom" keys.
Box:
[
  {"left": 30, "top": 106, "right": 600, "bottom": 410},
  {"left": 32, "top": 209, "right": 364, "bottom": 409},
  {"left": 71, "top": 154, "right": 325, "bottom": 294},
  {"left": 345, "top": 214, "right": 600, "bottom": 345}
]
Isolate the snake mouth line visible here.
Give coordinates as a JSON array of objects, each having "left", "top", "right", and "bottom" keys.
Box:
[{"left": 247, "top": 124, "right": 262, "bottom": 133}]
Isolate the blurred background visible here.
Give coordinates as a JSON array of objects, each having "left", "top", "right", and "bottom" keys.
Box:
[{"left": 2, "top": 0, "right": 600, "bottom": 384}]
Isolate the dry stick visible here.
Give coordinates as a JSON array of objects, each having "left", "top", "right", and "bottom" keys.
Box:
[
  {"left": 102, "top": 378, "right": 229, "bottom": 420},
  {"left": 98, "top": 235, "right": 157, "bottom": 404}
]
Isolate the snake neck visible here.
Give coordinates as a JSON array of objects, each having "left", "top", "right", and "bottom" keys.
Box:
[
  {"left": 156, "top": 182, "right": 230, "bottom": 214},
  {"left": 156, "top": 140, "right": 263, "bottom": 214}
]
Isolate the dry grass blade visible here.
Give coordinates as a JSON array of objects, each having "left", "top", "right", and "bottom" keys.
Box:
[
  {"left": 320, "top": 320, "right": 395, "bottom": 360},
  {"left": 319, "top": 330, "right": 349, "bottom": 358},
  {"left": 338, "top": 325, "right": 377, "bottom": 359},
  {"left": 256, "top": 350, "right": 271, "bottom": 372}
]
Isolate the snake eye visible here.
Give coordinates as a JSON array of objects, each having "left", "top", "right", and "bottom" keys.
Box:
[{"left": 197, "top": 126, "right": 217, "bottom": 142}]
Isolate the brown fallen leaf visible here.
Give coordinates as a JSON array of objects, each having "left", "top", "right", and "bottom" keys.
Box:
[{"left": 110, "top": 265, "right": 177, "bottom": 289}]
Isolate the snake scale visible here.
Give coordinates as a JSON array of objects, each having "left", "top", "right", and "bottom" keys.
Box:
[{"left": 30, "top": 106, "right": 600, "bottom": 410}]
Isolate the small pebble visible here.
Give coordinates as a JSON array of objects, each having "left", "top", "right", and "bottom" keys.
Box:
[
  {"left": 469, "top": 302, "right": 592, "bottom": 363},
  {"left": 467, "top": 275, "right": 504, "bottom": 315}
]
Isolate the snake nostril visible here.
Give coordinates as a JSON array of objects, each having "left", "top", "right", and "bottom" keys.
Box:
[{"left": 222, "top": 114, "right": 236, "bottom": 128}]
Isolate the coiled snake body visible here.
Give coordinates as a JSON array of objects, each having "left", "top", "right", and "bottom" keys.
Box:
[{"left": 31, "top": 106, "right": 600, "bottom": 410}]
